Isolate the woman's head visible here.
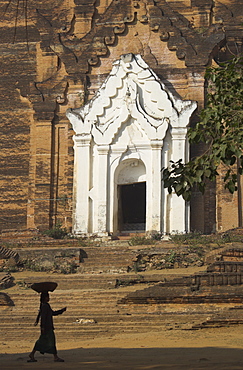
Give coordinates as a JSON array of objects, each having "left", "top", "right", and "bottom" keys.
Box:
[{"left": 40, "top": 291, "right": 50, "bottom": 303}]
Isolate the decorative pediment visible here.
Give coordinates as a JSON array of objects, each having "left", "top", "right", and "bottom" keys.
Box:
[
  {"left": 66, "top": 54, "right": 196, "bottom": 144},
  {"left": 36, "top": 0, "right": 225, "bottom": 79}
]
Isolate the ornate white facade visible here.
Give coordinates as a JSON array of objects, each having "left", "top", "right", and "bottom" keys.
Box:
[{"left": 66, "top": 54, "right": 197, "bottom": 236}]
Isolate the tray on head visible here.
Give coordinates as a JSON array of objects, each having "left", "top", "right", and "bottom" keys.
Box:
[{"left": 30, "top": 282, "right": 58, "bottom": 293}]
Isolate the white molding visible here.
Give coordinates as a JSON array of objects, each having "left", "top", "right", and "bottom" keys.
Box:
[{"left": 67, "top": 54, "right": 197, "bottom": 235}]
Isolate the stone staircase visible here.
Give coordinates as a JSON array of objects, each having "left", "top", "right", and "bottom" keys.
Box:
[
  {"left": 0, "top": 228, "right": 144, "bottom": 274},
  {"left": 2, "top": 236, "right": 243, "bottom": 344},
  {"left": 117, "top": 244, "right": 243, "bottom": 329},
  {"left": 77, "top": 243, "right": 136, "bottom": 273},
  {"left": 1, "top": 276, "right": 185, "bottom": 343}
]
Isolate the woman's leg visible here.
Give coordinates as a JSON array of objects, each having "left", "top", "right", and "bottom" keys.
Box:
[
  {"left": 53, "top": 353, "right": 64, "bottom": 362},
  {"left": 27, "top": 349, "right": 37, "bottom": 362}
]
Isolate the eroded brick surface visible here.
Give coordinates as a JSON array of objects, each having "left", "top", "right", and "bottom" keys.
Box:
[{"left": 0, "top": 0, "right": 242, "bottom": 232}]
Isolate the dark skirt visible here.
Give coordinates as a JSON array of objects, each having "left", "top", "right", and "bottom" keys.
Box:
[{"left": 34, "top": 329, "right": 57, "bottom": 355}]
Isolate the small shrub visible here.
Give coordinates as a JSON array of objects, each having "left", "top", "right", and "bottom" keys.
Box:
[
  {"left": 43, "top": 223, "right": 67, "bottom": 239},
  {"left": 165, "top": 250, "right": 177, "bottom": 264},
  {"left": 6, "top": 266, "right": 19, "bottom": 273},
  {"left": 59, "top": 261, "right": 77, "bottom": 274},
  {"left": 128, "top": 235, "right": 156, "bottom": 246},
  {"left": 22, "top": 259, "right": 46, "bottom": 272},
  {"left": 132, "top": 260, "right": 140, "bottom": 272},
  {"left": 170, "top": 231, "right": 200, "bottom": 245},
  {"left": 169, "top": 231, "right": 214, "bottom": 248},
  {"left": 216, "top": 233, "right": 238, "bottom": 245},
  {"left": 187, "top": 245, "right": 205, "bottom": 258},
  {"left": 151, "top": 232, "right": 162, "bottom": 241}
]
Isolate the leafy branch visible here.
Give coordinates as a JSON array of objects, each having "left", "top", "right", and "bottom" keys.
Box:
[{"left": 162, "top": 55, "right": 243, "bottom": 200}]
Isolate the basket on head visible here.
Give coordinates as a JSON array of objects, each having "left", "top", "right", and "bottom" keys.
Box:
[{"left": 30, "top": 282, "right": 58, "bottom": 293}]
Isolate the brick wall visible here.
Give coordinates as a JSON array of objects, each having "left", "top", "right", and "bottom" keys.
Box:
[{"left": 0, "top": 0, "right": 242, "bottom": 233}]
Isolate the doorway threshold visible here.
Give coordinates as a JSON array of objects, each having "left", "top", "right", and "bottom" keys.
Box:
[{"left": 116, "top": 231, "right": 146, "bottom": 240}]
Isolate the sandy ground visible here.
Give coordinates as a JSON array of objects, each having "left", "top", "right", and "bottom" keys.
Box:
[
  {"left": 1, "top": 268, "right": 243, "bottom": 369},
  {"left": 1, "top": 326, "right": 243, "bottom": 369}
]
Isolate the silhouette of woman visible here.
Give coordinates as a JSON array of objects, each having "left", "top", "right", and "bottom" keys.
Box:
[{"left": 28, "top": 291, "right": 66, "bottom": 362}]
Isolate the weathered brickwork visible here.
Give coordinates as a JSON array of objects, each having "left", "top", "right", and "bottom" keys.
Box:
[
  {"left": 118, "top": 247, "right": 243, "bottom": 305},
  {"left": 0, "top": 0, "right": 242, "bottom": 233}
]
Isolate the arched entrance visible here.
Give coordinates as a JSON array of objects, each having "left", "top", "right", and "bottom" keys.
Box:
[
  {"left": 115, "top": 159, "right": 146, "bottom": 233},
  {"left": 118, "top": 181, "right": 146, "bottom": 231}
]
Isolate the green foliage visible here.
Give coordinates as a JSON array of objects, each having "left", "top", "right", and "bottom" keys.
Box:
[
  {"left": 22, "top": 258, "right": 77, "bottom": 274},
  {"left": 151, "top": 232, "right": 163, "bottom": 241},
  {"left": 165, "top": 250, "right": 177, "bottom": 264},
  {"left": 22, "top": 259, "right": 47, "bottom": 272},
  {"left": 170, "top": 231, "right": 243, "bottom": 249},
  {"left": 163, "top": 55, "right": 243, "bottom": 200},
  {"left": 169, "top": 231, "right": 210, "bottom": 246},
  {"left": 128, "top": 235, "right": 156, "bottom": 246},
  {"left": 43, "top": 222, "right": 67, "bottom": 239},
  {"left": 59, "top": 261, "right": 77, "bottom": 274}
]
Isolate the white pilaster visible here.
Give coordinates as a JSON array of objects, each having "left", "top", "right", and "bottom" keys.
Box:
[
  {"left": 170, "top": 127, "right": 189, "bottom": 233},
  {"left": 95, "top": 145, "right": 110, "bottom": 234},
  {"left": 73, "top": 134, "right": 91, "bottom": 234},
  {"left": 150, "top": 140, "right": 163, "bottom": 231}
]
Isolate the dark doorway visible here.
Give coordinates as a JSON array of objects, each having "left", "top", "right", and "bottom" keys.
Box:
[{"left": 118, "top": 182, "right": 146, "bottom": 231}]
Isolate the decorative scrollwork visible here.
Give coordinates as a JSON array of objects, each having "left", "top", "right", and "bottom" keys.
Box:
[
  {"left": 114, "top": 25, "right": 126, "bottom": 34},
  {"left": 160, "top": 31, "right": 169, "bottom": 41},
  {"left": 88, "top": 56, "right": 99, "bottom": 66}
]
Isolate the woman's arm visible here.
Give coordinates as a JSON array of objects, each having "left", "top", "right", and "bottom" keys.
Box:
[{"left": 52, "top": 307, "right": 67, "bottom": 316}]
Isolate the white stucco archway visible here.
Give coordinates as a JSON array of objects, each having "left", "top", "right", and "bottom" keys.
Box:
[
  {"left": 66, "top": 53, "right": 197, "bottom": 236},
  {"left": 113, "top": 158, "right": 146, "bottom": 233}
]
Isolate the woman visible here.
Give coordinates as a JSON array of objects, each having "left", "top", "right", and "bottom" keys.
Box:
[{"left": 28, "top": 291, "right": 67, "bottom": 363}]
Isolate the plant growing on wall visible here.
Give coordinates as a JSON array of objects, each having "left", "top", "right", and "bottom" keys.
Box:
[{"left": 163, "top": 54, "right": 243, "bottom": 202}]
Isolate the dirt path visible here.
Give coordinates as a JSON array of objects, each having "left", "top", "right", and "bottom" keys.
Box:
[{"left": 1, "top": 326, "right": 243, "bottom": 369}]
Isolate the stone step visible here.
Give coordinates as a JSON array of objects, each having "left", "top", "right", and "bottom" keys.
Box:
[
  {"left": 3, "top": 299, "right": 125, "bottom": 312},
  {"left": 11, "top": 243, "right": 138, "bottom": 273},
  {"left": 0, "top": 311, "right": 194, "bottom": 320},
  {"left": 1, "top": 327, "right": 166, "bottom": 341},
  {"left": 3, "top": 309, "right": 242, "bottom": 341},
  {"left": 0, "top": 317, "right": 170, "bottom": 327},
  {"left": 11, "top": 270, "right": 178, "bottom": 291},
  {"left": 0, "top": 228, "right": 41, "bottom": 241},
  {"left": 114, "top": 232, "right": 146, "bottom": 241},
  {"left": 0, "top": 285, "right": 138, "bottom": 314},
  {"left": 13, "top": 243, "right": 243, "bottom": 275},
  {"left": 0, "top": 309, "right": 218, "bottom": 339},
  {"left": 207, "top": 261, "right": 243, "bottom": 273},
  {"left": 14, "top": 275, "right": 119, "bottom": 290},
  {"left": 191, "top": 318, "right": 243, "bottom": 330},
  {"left": 3, "top": 240, "right": 243, "bottom": 345}
]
